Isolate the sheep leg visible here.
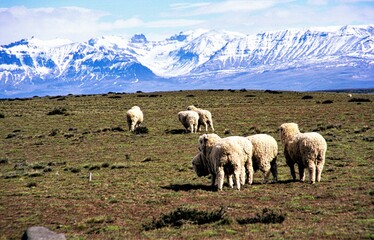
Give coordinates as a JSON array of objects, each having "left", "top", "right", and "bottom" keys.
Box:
[
  {"left": 130, "top": 122, "right": 136, "bottom": 132},
  {"left": 210, "top": 173, "right": 216, "bottom": 186},
  {"left": 227, "top": 175, "right": 234, "bottom": 188},
  {"left": 298, "top": 164, "right": 305, "bottom": 182},
  {"left": 246, "top": 166, "right": 254, "bottom": 185},
  {"left": 316, "top": 162, "right": 324, "bottom": 182},
  {"left": 189, "top": 123, "right": 194, "bottom": 133},
  {"left": 285, "top": 153, "right": 296, "bottom": 181},
  {"left": 204, "top": 122, "right": 208, "bottom": 132},
  {"left": 217, "top": 167, "right": 225, "bottom": 191},
  {"left": 233, "top": 168, "right": 241, "bottom": 190},
  {"left": 240, "top": 166, "right": 246, "bottom": 186},
  {"left": 270, "top": 157, "right": 278, "bottom": 182},
  {"left": 308, "top": 160, "right": 316, "bottom": 184},
  {"left": 209, "top": 121, "right": 215, "bottom": 132},
  {"left": 197, "top": 122, "right": 202, "bottom": 132},
  {"left": 288, "top": 163, "right": 296, "bottom": 181},
  {"left": 316, "top": 154, "right": 325, "bottom": 182}
]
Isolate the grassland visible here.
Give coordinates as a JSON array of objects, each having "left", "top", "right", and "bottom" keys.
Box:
[{"left": 0, "top": 89, "right": 373, "bottom": 239}]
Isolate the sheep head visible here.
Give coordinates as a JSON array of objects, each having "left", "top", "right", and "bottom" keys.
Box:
[
  {"left": 279, "top": 123, "right": 300, "bottom": 146},
  {"left": 187, "top": 105, "right": 198, "bottom": 111},
  {"left": 191, "top": 153, "right": 209, "bottom": 177}
]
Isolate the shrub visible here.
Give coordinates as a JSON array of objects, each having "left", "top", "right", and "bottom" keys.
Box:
[
  {"left": 49, "top": 129, "right": 60, "bottom": 136},
  {"left": 134, "top": 126, "right": 149, "bottom": 134},
  {"left": 237, "top": 208, "right": 286, "bottom": 225},
  {"left": 348, "top": 98, "right": 371, "bottom": 103},
  {"left": 302, "top": 95, "right": 313, "bottom": 100},
  {"left": 27, "top": 182, "right": 37, "bottom": 188},
  {"left": 264, "top": 90, "right": 282, "bottom": 94},
  {"left": 28, "top": 172, "right": 43, "bottom": 177},
  {"left": 47, "top": 107, "right": 67, "bottom": 115},
  {"left": 143, "top": 207, "right": 228, "bottom": 230},
  {"left": 101, "top": 163, "right": 110, "bottom": 168},
  {"left": 322, "top": 100, "right": 333, "bottom": 104},
  {"left": 0, "top": 159, "right": 9, "bottom": 164},
  {"left": 0, "top": 113, "right": 4, "bottom": 118}
]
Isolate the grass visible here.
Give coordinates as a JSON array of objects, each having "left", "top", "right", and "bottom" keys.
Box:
[{"left": 0, "top": 89, "right": 373, "bottom": 239}]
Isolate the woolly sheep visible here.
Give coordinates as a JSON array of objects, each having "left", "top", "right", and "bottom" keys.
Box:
[
  {"left": 279, "top": 123, "right": 327, "bottom": 184},
  {"left": 187, "top": 105, "right": 215, "bottom": 132},
  {"left": 178, "top": 110, "right": 199, "bottom": 133},
  {"left": 246, "top": 134, "right": 278, "bottom": 183},
  {"left": 126, "top": 106, "right": 143, "bottom": 132},
  {"left": 197, "top": 133, "right": 253, "bottom": 190}
]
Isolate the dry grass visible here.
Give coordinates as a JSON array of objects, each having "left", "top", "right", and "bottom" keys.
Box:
[{"left": 0, "top": 90, "right": 373, "bottom": 239}]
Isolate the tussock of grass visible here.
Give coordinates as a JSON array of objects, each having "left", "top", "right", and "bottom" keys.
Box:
[
  {"left": 237, "top": 208, "right": 286, "bottom": 225},
  {"left": 143, "top": 207, "right": 228, "bottom": 230},
  {"left": 134, "top": 126, "right": 149, "bottom": 134},
  {"left": 302, "top": 95, "right": 314, "bottom": 99},
  {"left": 47, "top": 107, "right": 67, "bottom": 115},
  {"left": 0, "top": 159, "right": 9, "bottom": 164},
  {"left": 348, "top": 97, "right": 371, "bottom": 102}
]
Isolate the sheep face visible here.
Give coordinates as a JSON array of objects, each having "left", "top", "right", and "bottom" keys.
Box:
[{"left": 191, "top": 153, "right": 209, "bottom": 177}]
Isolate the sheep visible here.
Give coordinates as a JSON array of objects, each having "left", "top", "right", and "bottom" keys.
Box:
[
  {"left": 246, "top": 134, "right": 278, "bottom": 183},
  {"left": 197, "top": 133, "right": 253, "bottom": 190},
  {"left": 178, "top": 110, "right": 199, "bottom": 133},
  {"left": 126, "top": 106, "right": 143, "bottom": 132},
  {"left": 279, "top": 123, "right": 327, "bottom": 184},
  {"left": 187, "top": 105, "right": 214, "bottom": 132}
]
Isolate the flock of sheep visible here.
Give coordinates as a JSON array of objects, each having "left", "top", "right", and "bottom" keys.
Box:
[{"left": 126, "top": 105, "right": 327, "bottom": 191}]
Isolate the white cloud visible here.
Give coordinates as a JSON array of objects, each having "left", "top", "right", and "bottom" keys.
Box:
[
  {"left": 169, "top": 0, "right": 295, "bottom": 16},
  {"left": 0, "top": 1, "right": 373, "bottom": 45},
  {"left": 145, "top": 19, "right": 205, "bottom": 28},
  {"left": 0, "top": 6, "right": 108, "bottom": 44}
]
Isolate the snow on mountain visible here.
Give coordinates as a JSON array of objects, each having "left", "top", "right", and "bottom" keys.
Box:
[{"left": 0, "top": 25, "right": 373, "bottom": 97}]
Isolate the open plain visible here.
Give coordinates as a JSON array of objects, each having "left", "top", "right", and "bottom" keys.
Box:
[{"left": 0, "top": 89, "right": 373, "bottom": 239}]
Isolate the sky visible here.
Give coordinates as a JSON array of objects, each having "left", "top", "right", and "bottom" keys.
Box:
[{"left": 0, "top": 0, "right": 373, "bottom": 45}]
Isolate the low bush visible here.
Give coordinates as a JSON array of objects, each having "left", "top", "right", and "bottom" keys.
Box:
[
  {"left": 348, "top": 98, "right": 371, "bottom": 103},
  {"left": 134, "top": 126, "right": 149, "bottom": 134},
  {"left": 143, "top": 207, "right": 228, "bottom": 230},
  {"left": 47, "top": 107, "right": 67, "bottom": 115}
]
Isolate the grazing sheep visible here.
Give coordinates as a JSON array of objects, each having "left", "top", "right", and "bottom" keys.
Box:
[
  {"left": 126, "top": 106, "right": 143, "bottom": 132},
  {"left": 279, "top": 123, "right": 327, "bottom": 184},
  {"left": 246, "top": 134, "right": 278, "bottom": 183},
  {"left": 178, "top": 110, "right": 199, "bottom": 133},
  {"left": 197, "top": 134, "right": 252, "bottom": 190},
  {"left": 187, "top": 105, "right": 215, "bottom": 132}
]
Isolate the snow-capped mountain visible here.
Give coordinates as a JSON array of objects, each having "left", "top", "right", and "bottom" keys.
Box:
[{"left": 1, "top": 25, "right": 373, "bottom": 97}]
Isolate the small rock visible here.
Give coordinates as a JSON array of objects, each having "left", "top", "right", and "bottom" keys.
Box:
[{"left": 22, "top": 226, "right": 66, "bottom": 240}]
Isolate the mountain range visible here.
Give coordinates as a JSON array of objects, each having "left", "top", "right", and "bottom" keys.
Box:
[{"left": 0, "top": 25, "right": 373, "bottom": 98}]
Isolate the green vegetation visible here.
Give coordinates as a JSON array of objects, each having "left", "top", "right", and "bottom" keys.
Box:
[{"left": 0, "top": 90, "right": 373, "bottom": 239}]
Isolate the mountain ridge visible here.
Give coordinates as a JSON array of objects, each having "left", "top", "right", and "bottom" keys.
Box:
[{"left": 1, "top": 24, "right": 373, "bottom": 97}]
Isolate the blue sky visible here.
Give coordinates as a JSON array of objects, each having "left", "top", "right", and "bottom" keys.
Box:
[{"left": 0, "top": 0, "right": 373, "bottom": 44}]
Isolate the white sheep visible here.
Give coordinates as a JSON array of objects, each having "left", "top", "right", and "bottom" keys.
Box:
[
  {"left": 178, "top": 110, "right": 199, "bottom": 133},
  {"left": 187, "top": 105, "right": 215, "bottom": 132},
  {"left": 197, "top": 133, "right": 252, "bottom": 190},
  {"left": 246, "top": 134, "right": 278, "bottom": 183},
  {"left": 126, "top": 106, "right": 143, "bottom": 132},
  {"left": 279, "top": 123, "right": 327, "bottom": 184}
]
